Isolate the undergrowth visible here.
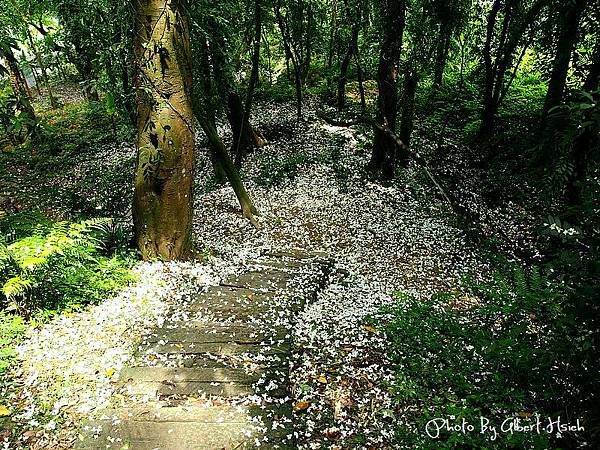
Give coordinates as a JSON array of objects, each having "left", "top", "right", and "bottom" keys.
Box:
[
  {"left": 0, "top": 212, "right": 136, "bottom": 377},
  {"left": 383, "top": 262, "right": 593, "bottom": 449}
]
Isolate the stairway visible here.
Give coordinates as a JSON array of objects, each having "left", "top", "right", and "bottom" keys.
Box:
[{"left": 77, "top": 250, "right": 332, "bottom": 450}]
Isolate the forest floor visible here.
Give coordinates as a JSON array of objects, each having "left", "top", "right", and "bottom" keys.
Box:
[{"left": 1, "top": 89, "right": 545, "bottom": 449}]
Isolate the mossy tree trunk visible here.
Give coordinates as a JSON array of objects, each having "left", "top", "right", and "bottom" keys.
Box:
[{"left": 133, "top": 0, "right": 195, "bottom": 260}]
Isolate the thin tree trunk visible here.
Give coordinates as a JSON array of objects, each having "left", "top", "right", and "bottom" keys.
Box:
[
  {"left": 326, "top": 0, "right": 339, "bottom": 97},
  {"left": 132, "top": 0, "right": 195, "bottom": 260},
  {"left": 27, "top": 30, "right": 58, "bottom": 109},
  {"left": 337, "top": 0, "right": 361, "bottom": 110},
  {"left": 433, "top": 30, "right": 450, "bottom": 89},
  {"left": 275, "top": 0, "right": 303, "bottom": 119},
  {"left": 478, "top": 0, "right": 551, "bottom": 139},
  {"left": 191, "top": 35, "right": 259, "bottom": 225},
  {"left": 354, "top": 49, "right": 366, "bottom": 112},
  {"left": 399, "top": 69, "right": 418, "bottom": 148},
  {"left": 199, "top": 116, "right": 260, "bottom": 227},
  {"left": 263, "top": 31, "right": 273, "bottom": 86},
  {"left": 541, "top": 0, "right": 586, "bottom": 127},
  {"left": 22, "top": 50, "right": 41, "bottom": 96},
  {"left": 234, "top": 0, "right": 262, "bottom": 168}
]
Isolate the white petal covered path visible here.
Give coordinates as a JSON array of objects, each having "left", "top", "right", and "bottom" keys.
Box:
[{"left": 77, "top": 250, "right": 332, "bottom": 449}]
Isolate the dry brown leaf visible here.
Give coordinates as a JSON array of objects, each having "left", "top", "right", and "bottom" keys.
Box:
[{"left": 293, "top": 400, "right": 310, "bottom": 412}]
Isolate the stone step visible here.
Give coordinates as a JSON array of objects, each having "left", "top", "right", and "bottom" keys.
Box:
[
  {"left": 246, "top": 258, "right": 311, "bottom": 271},
  {"left": 163, "top": 353, "right": 290, "bottom": 370},
  {"left": 76, "top": 250, "right": 331, "bottom": 450},
  {"left": 222, "top": 269, "right": 294, "bottom": 292},
  {"left": 263, "top": 249, "right": 330, "bottom": 261},
  {"left": 118, "top": 367, "right": 288, "bottom": 398},
  {"left": 144, "top": 323, "right": 290, "bottom": 345},
  {"left": 141, "top": 340, "right": 290, "bottom": 356},
  {"left": 78, "top": 403, "right": 294, "bottom": 449}
]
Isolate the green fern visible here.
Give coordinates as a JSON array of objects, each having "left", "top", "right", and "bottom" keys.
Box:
[{"left": 1, "top": 217, "right": 135, "bottom": 316}]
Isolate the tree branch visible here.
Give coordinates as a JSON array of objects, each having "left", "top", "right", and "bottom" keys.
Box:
[{"left": 316, "top": 109, "right": 457, "bottom": 212}]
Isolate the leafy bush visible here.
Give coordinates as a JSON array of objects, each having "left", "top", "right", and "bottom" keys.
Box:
[
  {"left": 0, "top": 93, "right": 40, "bottom": 143},
  {"left": 383, "top": 263, "right": 589, "bottom": 449},
  {"left": 0, "top": 216, "right": 136, "bottom": 317}
]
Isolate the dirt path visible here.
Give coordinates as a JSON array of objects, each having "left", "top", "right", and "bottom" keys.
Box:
[{"left": 77, "top": 250, "right": 332, "bottom": 449}]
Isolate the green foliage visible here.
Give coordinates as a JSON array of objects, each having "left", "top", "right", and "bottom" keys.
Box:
[
  {"left": 0, "top": 211, "right": 52, "bottom": 243},
  {"left": 383, "top": 263, "right": 581, "bottom": 449},
  {"left": 0, "top": 311, "right": 25, "bottom": 376},
  {"left": 539, "top": 89, "right": 600, "bottom": 202},
  {"left": 255, "top": 151, "right": 308, "bottom": 186},
  {"left": 0, "top": 91, "right": 40, "bottom": 142},
  {"left": 0, "top": 215, "right": 136, "bottom": 317}
]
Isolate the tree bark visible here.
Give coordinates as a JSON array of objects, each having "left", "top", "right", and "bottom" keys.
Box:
[
  {"left": 132, "top": 0, "right": 195, "bottom": 260},
  {"left": 541, "top": 0, "right": 586, "bottom": 127},
  {"left": 369, "top": 0, "right": 407, "bottom": 179}
]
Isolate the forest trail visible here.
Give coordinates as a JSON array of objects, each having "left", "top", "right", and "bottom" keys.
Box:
[{"left": 77, "top": 250, "right": 332, "bottom": 450}]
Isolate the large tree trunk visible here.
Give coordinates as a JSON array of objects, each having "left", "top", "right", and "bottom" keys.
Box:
[
  {"left": 541, "top": 0, "right": 586, "bottom": 127},
  {"left": 369, "top": 0, "right": 407, "bottom": 179},
  {"left": 132, "top": 0, "right": 195, "bottom": 260}
]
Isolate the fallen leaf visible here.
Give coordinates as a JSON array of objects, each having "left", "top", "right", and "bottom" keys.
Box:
[
  {"left": 363, "top": 325, "right": 376, "bottom": 333},
  {"left": 293, "top": 401, "right": 310, "bottom": 412},
  {"left": 316, "top": 376, "right": 327, "bottom": 384},
  {"left": 0, "top": 405, "right": 10, "bottom": 417}
]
